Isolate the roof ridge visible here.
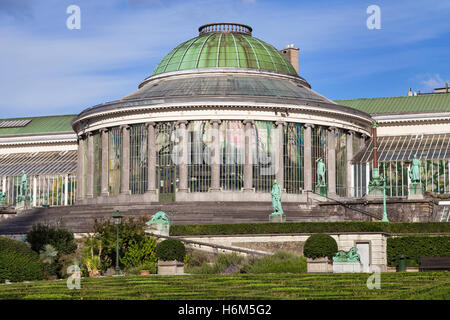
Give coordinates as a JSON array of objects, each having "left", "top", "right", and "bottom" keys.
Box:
[{"left": 336, "top": 92, "right": 450, "bottom": 101}]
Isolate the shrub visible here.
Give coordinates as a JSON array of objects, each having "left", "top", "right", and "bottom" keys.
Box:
[
  {"left": 387, "top": 236, "right": 450, "bottom": 267},
  {"left": 93, "top": 215, "right": 149, "bottom": 270},
  {"left": 0, "top": 237, "right": 44, "bottom": 282},
  {"left": 26, "top": 223, "right": 76, "bottom": 256},
  {"left": 155, "top": 239, "right": 186, "bottom": 262},
  {"left": 170, "top": 222, "right": 450, "bottom": 236},
  {"left": 120, "top": 236, "right": 157, "bottom": 273},
  {"left": 303, "top": 234, "right": 338, "bottom": 259},
  {"left": 242, "top": 251, "right": 307, "bottom": 274},
  {"left": 187, "top": 252, "right": 244, "bottom": 274}
]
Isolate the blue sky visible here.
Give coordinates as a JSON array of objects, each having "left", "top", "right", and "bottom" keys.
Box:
[{"left": 0, "top": 0, "right": 449, "bottom": 118}]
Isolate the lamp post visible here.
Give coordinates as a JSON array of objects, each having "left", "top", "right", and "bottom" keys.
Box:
[
  {"left": 112, "top": 210, "right": 123, "bottom": 275},
  {"left": 381, "top": 177, "right": 389, "bottom": 222}
]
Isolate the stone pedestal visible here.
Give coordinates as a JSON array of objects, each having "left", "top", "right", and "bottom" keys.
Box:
[
  {"left": 158, "top": 260, "right": 184, "bottom": 275},
  {"left": 145, "top": 223, "right": 170, "bottom": 236},
  {"left": 269, "top": 213, "right": 286, "bottom": 223},
  {"left": 366, "top": 187, "right": 383, "bottom": 199},
  {"left": 332, "top": 262, "right": 362, "bottom": 273},
  {"left": 315, "top": 184, "right": 327, "bottom": 197},
  {"left": 307, "top": 257, "right": 332, "bottom": 273},
  {"left": 408, "top": 183, "right": 424, "bottom": 200}
]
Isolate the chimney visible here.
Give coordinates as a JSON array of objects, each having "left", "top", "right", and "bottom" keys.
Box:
[{"left": 280, "top": 44, "right": 299, "bottom": 75}]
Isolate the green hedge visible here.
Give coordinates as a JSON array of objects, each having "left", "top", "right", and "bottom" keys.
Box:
[
  {"left": 0, "top": 237, "right": 44, "bottom": 283},
  {"left": 155, "top": 239, "right": 186, "bottom": 262},
  {"left": 387, "top": 236, "right": 450, "bottom": 267},
  {"left": 170, "top": 222, "right": 450, "bottom": 236},
  {"left": 303, "top": 234, "right": 338, "bottom": 259}
]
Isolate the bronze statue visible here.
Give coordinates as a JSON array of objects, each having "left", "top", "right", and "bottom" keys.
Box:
[{"left": 270, "top": 179, "right": 283, "bottom": 215}]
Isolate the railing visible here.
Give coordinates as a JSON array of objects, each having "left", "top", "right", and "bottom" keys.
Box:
[{"left": 198, "top": 23, "right": 252, "bottom": 36}]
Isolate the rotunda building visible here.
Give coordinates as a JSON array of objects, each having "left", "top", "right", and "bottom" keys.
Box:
[{"left": 72, "top": 23, "right": 372, "bottom": 205}]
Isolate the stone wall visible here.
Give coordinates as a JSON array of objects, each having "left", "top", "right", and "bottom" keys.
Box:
[{"left": 179, "top": 232, "right": 388, "bottom": 271}]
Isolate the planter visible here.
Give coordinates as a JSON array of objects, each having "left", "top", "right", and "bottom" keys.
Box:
[
  {"left": 157, "top": 260, "right": 184, "bottom": 275},
  {"left": 140, "top": 270, "right": 150, "bottom": 276},
  {"left": 306, "top": 257, "right": 332, "bottom": 273}
]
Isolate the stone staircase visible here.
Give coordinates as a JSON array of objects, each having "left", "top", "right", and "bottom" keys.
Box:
[{"left": 0, "top": 200, "right": 350, "bottom": 234}]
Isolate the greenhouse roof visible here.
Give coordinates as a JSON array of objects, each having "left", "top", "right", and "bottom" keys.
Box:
[{"left": 0, "top": 115, "right": 77, "bottom": 136}]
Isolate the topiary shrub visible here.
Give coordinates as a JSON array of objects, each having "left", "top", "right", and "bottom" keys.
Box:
[
  {"left": 26, "top": 223, "right": 77, "bottom": 255},
  {"left": 155, "top": 239, "right": 186, "bottom": 262},
  {"left": 303, "top": 233, "right": 338, "bottom": 260},
  {"left": 0, "top": 237, "right": 44, "bottom": 282}
]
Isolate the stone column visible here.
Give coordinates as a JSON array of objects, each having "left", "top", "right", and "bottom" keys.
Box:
[
  {"left": 33, "top": 176, "right": 37, "bottom": 207},
  {"left": 76, "top": 135, "right": 85, "bottom": 201},
  {"left": 210, "top": 120, "right": 221, "bottom": 192},
  {"left": 64, "top": 175, "right": 69, "bottom": 206},
  {"left": 275, "top": 121, "right": 285, "bottom": 189},
  {"left": 100, "top": 128, "right": 109, "bottom": 197},
  {"left": 243, "top": 120, "right": 254, "bottom": 192},
  {"left": 86, "top": 132, "right": 95, "bottom": 199},
  {"left": 146, "top": 122, "right": 157, "bottom": 194},
  {"left": 177, "top": 121, "right": 189, "bottom": 193},
  {"left": 327, "top": 127, "right": 337, "bottom": 197},
  {"left": 346, "top": 131, "right": 354, "bottom": 197},
  {"left": 360, "top": 134, "right": 367, "bottom": 151},
  {"left": 303, "top": 124, "right": 313, "bottom": 192},
  {"left": 120, "top": 125, "right": 131, "bottom": 195}
]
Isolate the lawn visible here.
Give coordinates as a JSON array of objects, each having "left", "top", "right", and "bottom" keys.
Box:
[{"left": 0, "top": 272, "right": 449, "bottom": 300}]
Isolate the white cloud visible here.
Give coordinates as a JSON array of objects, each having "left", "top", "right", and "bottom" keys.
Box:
[{"left": 419, "top": 74, "right": 448, "bottom": 92}]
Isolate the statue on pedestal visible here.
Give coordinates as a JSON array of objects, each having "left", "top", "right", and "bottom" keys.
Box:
[
  {"left": 270, "top": 179, "right": 283, "bottom": 215},
  {"left": 315, "top": 157, "right": 327, "bottom": 196},
  {"left": 409, "top": 154, "right": 421, "bottom": 183},
  {"left": 17, "top": 170, "right": 30, "bottom": 205},
  {"left": 333, "top": 248, "right": 361, "bottom": 263}
]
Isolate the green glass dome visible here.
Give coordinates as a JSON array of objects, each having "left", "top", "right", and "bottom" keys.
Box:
[{"left": 152, "top": 23, "right": 298, "bottom": 77}]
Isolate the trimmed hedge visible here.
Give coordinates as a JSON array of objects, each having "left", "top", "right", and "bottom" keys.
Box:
[
  {"left": 387, "top": 236, "right": 450, "bottom": 267},
  {"left": 26, "top": 223, "right": 77, "bottom": 255},
  {"left": 0, "top": 237, "right": 44, "bottom": 283},
  {"left": 303, "top": 234, "right": 338, "bottom": 259},
  {"left": 170, "top": 222, "right": 450, "bottom": 236},
  {"left": 156, "top": 239, "right": 186, "bottom": 262}
]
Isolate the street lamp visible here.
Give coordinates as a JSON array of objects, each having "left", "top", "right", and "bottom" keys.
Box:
[
  {"left": 112, "top": 210, "right": 123, "bottom": 275},
  {"left": 381, "top": 177, "right": 389, "bottom": 222}
]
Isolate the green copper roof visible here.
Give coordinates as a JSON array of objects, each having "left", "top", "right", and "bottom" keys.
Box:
[
  {"left": 336, "top": 93, "right": 450, "bottom": 115},
  {"left": 0, "top": 115, "right": 77, "bottom": 136},
  {"left": 152, "top": 32, "right": 298, "bottom": 77}
]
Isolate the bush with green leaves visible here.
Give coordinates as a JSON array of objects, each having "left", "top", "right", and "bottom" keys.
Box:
[
  {"left": 0, "top": 237, "right": 44, "bottom": 282},
  {"left": 303, "top": 233, "right": 338, "bottom": 259},
  {"left": 26, "top": 223, "right": 77, "bottom": 256},
  {"left": 387, "top": 236, "right": 450, "bottom": 267},
  {"left": 93, "top": 215, "right": 150, "bottom": 270},
  {"left": 155, "top": 239, "right": 186, "bottom": 262},
  {"left": 120, "top": 236, "right": 157, "bottom": 273},
  {"left": 242, "top": 251, "right": 307, "bottom": 274}
]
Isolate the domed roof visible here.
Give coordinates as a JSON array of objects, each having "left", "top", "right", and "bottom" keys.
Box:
[{"left": 152, "top": 23, "right": 298, "bottom": 77}]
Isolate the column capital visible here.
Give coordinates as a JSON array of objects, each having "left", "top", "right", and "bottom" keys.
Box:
[
  {"left": 209, "top": 119, "right": 222, "bottom": 125},
  {"left": 100, "top": 127, "right": 109, "bottom": 133},
  {"left": 275, "top": 121, "right": 286, "bottom": 126},
  {"left": 327, "top": 126, "right": 338, "bottom": 132},
  {"left": 361, "top": 133, "right": 369, "bottom": 140},
  {"left": 303, "top": 123, "right": 314, "bottom": 129},
  {"left": 120, "top": 124, "right": 130, "bottom": 130},
  {"left": 87, "top": 130, "right": 95, "bottom": 137},
  {"left": 176, "top": 120, "right": 188, "bottom": 126},
  {"left": 145, "top": 121, "right": 156, "bottom": 128},
  {"left": 243, "top": 119, "right": 254, "bottom": 126},
  {"left": 347, "top": 130, "right": 356, "bottom": 136}
]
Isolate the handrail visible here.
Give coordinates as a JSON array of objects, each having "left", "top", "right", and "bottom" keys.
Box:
[{"left": 309, "top": 191, "right": 382, "bottom": 221}]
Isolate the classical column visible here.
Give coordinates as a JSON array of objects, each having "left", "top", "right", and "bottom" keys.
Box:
[
  {"left": 120, "top": 125, "right": 131, "bottom": 195},
  {"left": 210, "top": 120, "right": 221, "bottom": 192},
  {"left": 86, "top": 132, "right": 95, "bottom": 198},
  {"left": 33, "top": 176, "right": 37, "bottom": 207},
  {"left": 360, "top": 134, "right": 367, "bottom": 151},
  {"left": 303, "top": 124, "right": 313, "bottom": 192},
  {"left": 275, "top": 121, "right": 285, "bottom": 189},
  {"left": 346, "top": 131, "right": 354, "bottom": 197},
  {"left": 327, "top": 127, "right": 337, "bottom": 196},
  {"left": 76, "top": 135, "right": 85, "bottom": 201},
  {"left": 145, "top": 122, "right": 157, "bottom": 194},
  {"left": 100, "top": 128, "right": 109, "bottom": 197},
  {"left": 64, "top": 175, "right": 69, "bottom": 206},
  {"left": 243, "top": 120, "right": 254, "bottom": 192},
  {"left": 177, "top": 121, "right": 189, "bottom": 193}
]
